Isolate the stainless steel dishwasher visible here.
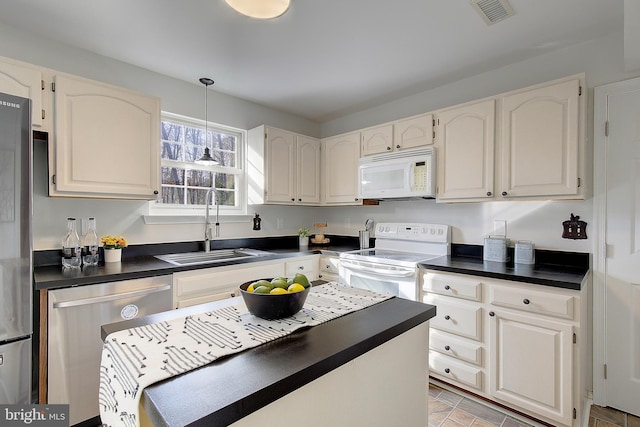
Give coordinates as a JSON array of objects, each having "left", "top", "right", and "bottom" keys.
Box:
[{"left": 47, "top": 275, "right": 173, "bottom": 426}]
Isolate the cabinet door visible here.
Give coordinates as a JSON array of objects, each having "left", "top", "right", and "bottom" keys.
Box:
[
  {"left": 361, "top": 124, "right": 393, "bottom": 156},
  {"left": 321, "top": 132, "right": 362, "bottom": 205},
  {"left": 436, "top": 99, "right": 495, "bottom": 201},
  {"left": 264, "top": 127, "right": 296, "bottom": 203},
  {"left": 51, "top": 73, "right": 160, "bottom": 199},
  {"left": 394, "top": 113, "right": 433, "bottom": 150},
  {"left": 489, "top": 309, "right": 573, "bottom": 426},
  {"left": 296, "top": 135, "right": 320, "bottom": 204},
  {"left": 500, "top": 79, "right": 580, "bottom": 198},
  {"left": 0, "top": 57, "right": 45, "bottom": 128}
]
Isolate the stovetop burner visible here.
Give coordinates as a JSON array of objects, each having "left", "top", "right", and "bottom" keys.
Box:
[{"left": 340, "top": 223, "right": 451, "bottom": 268}]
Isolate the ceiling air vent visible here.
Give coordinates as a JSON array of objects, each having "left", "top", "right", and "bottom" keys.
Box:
[{"left": 471, "top": 0, "right": 514, "bottom": 25}]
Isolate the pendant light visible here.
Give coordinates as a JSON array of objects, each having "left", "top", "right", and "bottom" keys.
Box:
[
  {"left": 225, "top": 0, "right": 290, "bottom": 19},
  {"left": 195, "top": 77, "right": 218, "bottom": 165}
]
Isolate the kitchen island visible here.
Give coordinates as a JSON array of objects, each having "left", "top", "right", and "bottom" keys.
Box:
[{"left": 102, "top": 287, "right": 436, "bottom": 426}]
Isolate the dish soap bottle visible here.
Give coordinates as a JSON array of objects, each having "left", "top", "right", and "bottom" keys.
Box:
[
  {"left": 82, "top": 217, "right": 99, "bottom": 266},
  {"left": 62, "top": 217, "right": 81, "bottom": 268}
]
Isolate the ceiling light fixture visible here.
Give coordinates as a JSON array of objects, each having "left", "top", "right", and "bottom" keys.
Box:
[
  {"left": 224, "top": 0, "right": 290, "bottom": 19},
  {"left": 195, "top": 77, "right": 218, "bottom": 165}
]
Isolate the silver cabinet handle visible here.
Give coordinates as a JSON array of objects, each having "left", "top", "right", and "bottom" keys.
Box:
[{"left": 52, "top": 284, "right": 171, "bottom": 308}]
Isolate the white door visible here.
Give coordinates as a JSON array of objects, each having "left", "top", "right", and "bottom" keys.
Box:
[{"left": 595, "top": 77, "right": 640, "bottom": 416}]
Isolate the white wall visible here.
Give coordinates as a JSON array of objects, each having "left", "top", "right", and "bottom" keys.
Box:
[{"left": 5, "top": 22, "right": 638, "bottom": 253}]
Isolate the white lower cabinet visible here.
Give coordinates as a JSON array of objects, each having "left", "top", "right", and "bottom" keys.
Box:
[
  {"left": 489, "top": 308, "right": 573, "bottom": 426},
  {"left": 173, "top": 260, "right": 285, "bottom": 309},
  {"left": 422, "top": 270, "right": 586, "bottom": 427},
  {"left": 284, "top": 255, "right": 319, "bottom": 280},
  {"left": 318, "top": 254, "right": 339, "bottom": 282}
]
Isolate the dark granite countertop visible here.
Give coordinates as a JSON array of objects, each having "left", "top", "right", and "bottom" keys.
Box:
[
  {"left": 34, "top": 237, "right": 589, "bottom": 292},
  {"left": 101, "top": 291, "right": 436, "bottom": 426},
  {"left": 419, "top": 245, "right": 590, "bottom": 290},
  {"left": 34, "top": 237, "right": 360, "bottom": 290}
]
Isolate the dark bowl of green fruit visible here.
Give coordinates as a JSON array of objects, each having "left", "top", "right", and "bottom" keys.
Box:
[{"left": 239, "top": 273, "right": 311, "bottom": 320}]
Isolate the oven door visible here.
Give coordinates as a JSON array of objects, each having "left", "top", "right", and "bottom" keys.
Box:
[{"left": 338, "top": 258, "right": 418, "bottom": 300}]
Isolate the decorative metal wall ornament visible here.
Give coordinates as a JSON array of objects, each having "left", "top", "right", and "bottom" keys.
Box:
[{"left": 562, "top": 213, "right": 587, "bottom": 239}]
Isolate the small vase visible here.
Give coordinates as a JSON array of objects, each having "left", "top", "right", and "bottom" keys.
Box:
[
  {"left": 299, "top": 236, "right": 309, "bottom": 248},
  {"left": 104, "top": 248, "right": 122, "bottom": 263}
]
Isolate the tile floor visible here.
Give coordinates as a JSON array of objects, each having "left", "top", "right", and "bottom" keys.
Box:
[
  {"left": 428, "top": 383, "right": 535, "bottom": 427},
  {"left": 429, "top": 382, "right": 640, "bottom": 427},
  {"left": 588, "top": 404, "right": 640, "bottom": 427}
]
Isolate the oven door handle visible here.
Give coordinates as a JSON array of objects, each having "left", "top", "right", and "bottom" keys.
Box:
[{"left": 340, "top": 260, "right": 415, "bottom": 277}]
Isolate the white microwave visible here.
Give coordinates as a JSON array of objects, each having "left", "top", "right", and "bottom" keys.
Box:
[{"left": 358, "top": 147, "right": 436, "bottom": 199}]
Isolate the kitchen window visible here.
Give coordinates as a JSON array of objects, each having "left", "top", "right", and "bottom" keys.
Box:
[{"left": 147, "top": 112, "right": 247, "bottom": 219}]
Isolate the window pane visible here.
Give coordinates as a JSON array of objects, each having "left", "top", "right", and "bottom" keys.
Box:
[
  {"left": 212, "top": 133, "right": 237, "bottom": 152},
  {"left": 215, "top": 173, "right": 235, "bottom": 190},
  {"left": 161, "top": 122, "right": 183, "bottom": 142},
  {"left": 187, "top": 170, "right": 213, "bottom": 187},
  {"left": 187, "top": 188, "right": 209, "bottom": 205},
  {"left": 218, "top": 190, "right": 235, "bottom": 206},
  {"left": 210, "top": 151, "right": 236, "bottom": 168},
  {"left": 162, "top": 167, "right": 184, "bottom": 185},
  {"left": 162, "top": 187, "right": 184, "bottom": 204},
  {"left": 161, "top": 141, "right": 184, "bottom": 161}
]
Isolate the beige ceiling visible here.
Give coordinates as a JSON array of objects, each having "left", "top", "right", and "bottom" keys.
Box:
[{"left": 0, "top": 0, "right": 623, "bottom": 121}]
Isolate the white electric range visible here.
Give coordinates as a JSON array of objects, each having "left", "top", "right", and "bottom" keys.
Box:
[{"left": 339, "top": 223, "right": 451, "bottom": 300}]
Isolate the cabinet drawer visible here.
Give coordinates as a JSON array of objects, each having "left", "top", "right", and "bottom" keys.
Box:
[
  {"left": 430, "top": 329, "right": 483, "bottom": 366},
  {"left": 430, "top": 352, "right": 483, "bottom": 391},
  {"left": 176, "top": 289, "right": 239, "bottom": 309},
  {"left": 423, "top": 294, "right": 483, "bottom": 341},
  {"left": 285, "top": 257, "right": 318, "bottom": 279},
  {"left": 489, "top": 285, "right": 574, "bottom": 319},
  {"left": 423, "top": 272, "right": 482, "bottom": 301},
  {"left": 319, "top": 255, "right": 339, "bottom": 274}
]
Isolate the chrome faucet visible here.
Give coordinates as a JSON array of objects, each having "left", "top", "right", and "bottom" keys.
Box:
[{"left": 204, "top": 186, "right": 220, "bottom": 253}]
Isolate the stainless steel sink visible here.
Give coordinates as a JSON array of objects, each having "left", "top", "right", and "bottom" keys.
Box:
[{"left": 155, "top": 248, "right": 273, "bottom": 266}]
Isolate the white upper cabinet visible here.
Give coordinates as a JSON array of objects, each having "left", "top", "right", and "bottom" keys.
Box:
[
  {"left": 296, "top": 135, "right": 321, "bottom": 204},
  {"left": 321, "top": 131, "right": 362, "bottom": 205},
  {"left": 264, "top": 127, "right": 296, "bottom": 203},
  {"left": 256, "top": 125, "right": 321, "bottom": 205},
  {"left": 500, "top": 79, "right": 580, "bottom": 198},
  {"left": 436, "top": 74, "right": 584, "bottom": 203},
  {"left": 361, "top": 113, "right": 433, "bottom": 156},
  {"left": 50, "top": 73, "right": 161, "bottom": 199},
  {"left": 0, "top": 56, "right": 47, "bottom": 129},
  {"left": 361, "top": 124, "right": 393, "bottom": 156},
  {"left": 436, "top": 100, "right": 495, "bottom": 201},
  {"left": 393, "top": 113, "right": 434, "bottom": 150}
]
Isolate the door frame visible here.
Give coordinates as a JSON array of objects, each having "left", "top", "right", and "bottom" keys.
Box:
[{"left": 592, "top": 75, "right": 640, "bottom": 406}]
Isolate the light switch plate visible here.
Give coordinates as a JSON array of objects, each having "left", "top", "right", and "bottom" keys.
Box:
[{"left": 493, "top": 220, "right": 507, "bottom": 237}]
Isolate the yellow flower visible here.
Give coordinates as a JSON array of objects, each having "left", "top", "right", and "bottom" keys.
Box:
[{"left": 101, "top": 235, "right": 128, "bottom": 249}]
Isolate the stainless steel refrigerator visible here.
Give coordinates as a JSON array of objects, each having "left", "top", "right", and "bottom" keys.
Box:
[{"left": 0, "top": 92, "right": 32, "bottom": 404}]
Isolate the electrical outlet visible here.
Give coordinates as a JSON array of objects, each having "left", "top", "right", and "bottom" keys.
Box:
[{"left": 493, "top": 220, "right": 507, "bottom": 237}]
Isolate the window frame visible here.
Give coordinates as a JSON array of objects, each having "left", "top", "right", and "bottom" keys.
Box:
[{"left": 148, "top": 111, "right": 248, "bottom": 217}]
